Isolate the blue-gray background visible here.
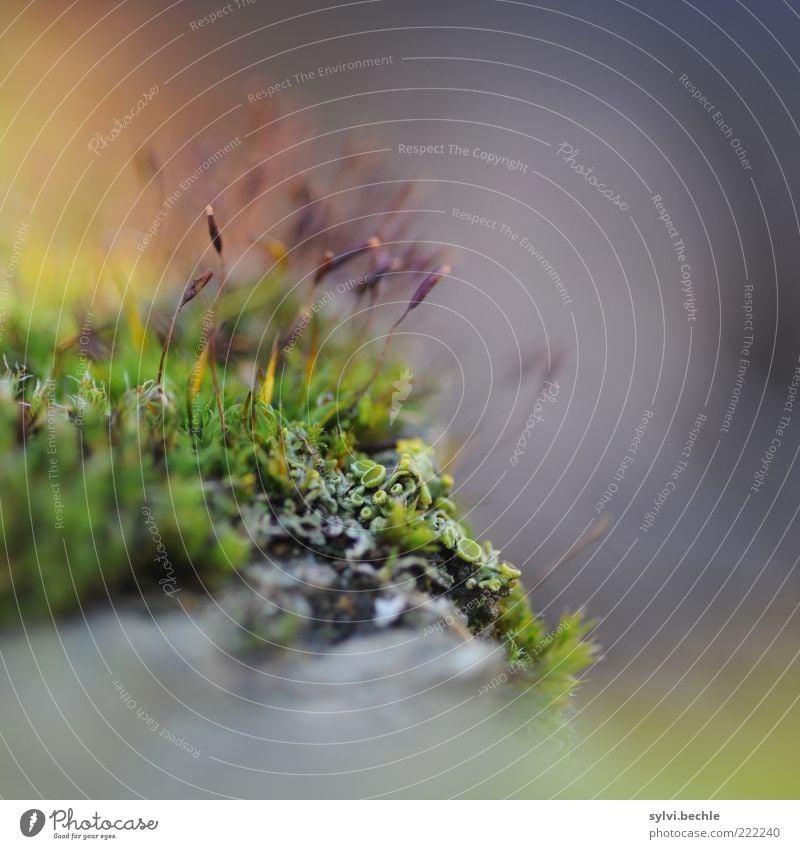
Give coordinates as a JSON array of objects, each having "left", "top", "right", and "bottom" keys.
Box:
[{"left": 1, "top": 0, "right": 798, "bottom": 798}]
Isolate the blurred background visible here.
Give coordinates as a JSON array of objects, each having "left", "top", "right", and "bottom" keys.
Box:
[{"left": 1, "top": 0, "right": 799, "bottom": 798}]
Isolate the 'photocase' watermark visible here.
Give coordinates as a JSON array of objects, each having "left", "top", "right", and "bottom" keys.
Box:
[
  {"left": 88, "top": 85, "right": 158, "bottom": 156},
  {"left": 510, "top": 380, "right": 560, "bottom": 466},
  {"left": 141, "top": 506, "right": 181, "bottom": 596},
  {"left": 390, "top": 368, "right": 413, "bottom": 425},
  {"left": 555, "top": 143, "right": 630, "bottom": 211}
]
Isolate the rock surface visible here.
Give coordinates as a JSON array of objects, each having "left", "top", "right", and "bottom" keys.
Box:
[{"left": 0, "top": 602, "right": 572, "bottom": 798}]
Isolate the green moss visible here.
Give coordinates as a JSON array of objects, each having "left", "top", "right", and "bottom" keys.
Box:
[{"left": 0, "top": 245, "right": 597, "bottom": 700}]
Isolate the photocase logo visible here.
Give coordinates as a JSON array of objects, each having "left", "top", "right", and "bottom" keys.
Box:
[
  {"left": 19, "top": 809, "right": 45, "bottom": 837},
  {"left": 390, "top": 368, "right": 413, "bottom": 425}
]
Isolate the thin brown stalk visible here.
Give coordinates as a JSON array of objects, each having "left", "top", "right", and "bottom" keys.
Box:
[
  {"left": 205, "top": 205, "right": 230, "bottom": 441},
  {"left": 350, "top": 265, "right": 449, "bottom": 407},
  {"left": 530, "top": 515, "right": 611, "bottom": 593},
  {"left": 156, "top": 270, "right": 214, "bottom": 387}
]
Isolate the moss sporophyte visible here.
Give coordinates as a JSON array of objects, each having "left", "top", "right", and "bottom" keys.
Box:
[{"left": 0, "top": 205, "right": 597, "bottom": 706}]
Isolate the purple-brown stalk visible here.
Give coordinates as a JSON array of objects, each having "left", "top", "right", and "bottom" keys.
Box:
[
  {"left": 205, "top": 205, "right": 229, "bottom": 440},
  {"left": 156, "top": 270, "right": 214, "bottom": 387},
  {"left": 350, "top": 264, "right": 450, "bottom": 407}
]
